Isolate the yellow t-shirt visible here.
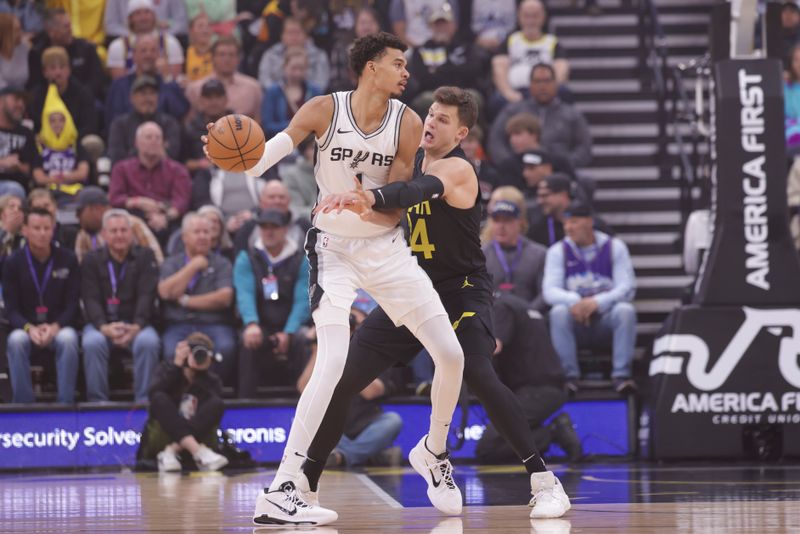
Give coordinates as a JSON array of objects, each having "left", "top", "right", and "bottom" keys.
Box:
[{"left": 186, "top": 46, "right": 213, "bottom": 83}]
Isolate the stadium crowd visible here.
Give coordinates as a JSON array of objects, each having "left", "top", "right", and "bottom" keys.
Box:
[{"left": 0, "top": 0, "right": 640, "bottom": 447}]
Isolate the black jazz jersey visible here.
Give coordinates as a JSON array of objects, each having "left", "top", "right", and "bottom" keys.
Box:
[{"left": 406, "top": 145, "right": 486, "bottom": 284}]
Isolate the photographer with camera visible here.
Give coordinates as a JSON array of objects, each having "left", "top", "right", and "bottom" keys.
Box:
[
  {"left": 139, "top": 332, "right": 229, "bottom": 472},
  {"left": 233, "top": 208, "right": 310, "bottom": 397}
]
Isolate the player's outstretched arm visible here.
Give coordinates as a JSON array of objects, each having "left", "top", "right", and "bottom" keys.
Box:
[
  {"left": 316, "top": 155, "right": 477, "bottom": 215},
  {"left": 201, "top": 96, "right": 333, "bottom": 176}
]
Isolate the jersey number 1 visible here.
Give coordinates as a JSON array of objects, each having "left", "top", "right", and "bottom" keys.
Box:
[{"left": 407, "top": 214, "right": 435, "bottom": 259}]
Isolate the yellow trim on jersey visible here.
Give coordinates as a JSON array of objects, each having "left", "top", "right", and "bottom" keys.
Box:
[{"left": 452, "top": 312, "right": 476, "bottom": 331}]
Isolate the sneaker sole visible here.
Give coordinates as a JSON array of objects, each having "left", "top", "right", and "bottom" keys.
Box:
[{"left": 252, "top": 514, "right": 319, "bottom": 526}]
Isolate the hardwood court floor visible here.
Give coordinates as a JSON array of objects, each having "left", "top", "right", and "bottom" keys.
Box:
[{"left": 0, "top": 463, "right": 798, "bottom": 532}]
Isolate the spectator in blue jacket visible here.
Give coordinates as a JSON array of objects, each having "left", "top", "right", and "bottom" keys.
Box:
[
  {"left": 3, "top": 207, "right": 80, "bottom": 403},
  {"left": 233, "top": 208, "right": 310, "bottom": 397},
  {"left": 542, "top": 201, "right": 637, "bottom": 395},
  {"left": 105, "top": 34, "right": 189, "bottom": 127},
  {"left": 261, "top": 47, "right": 322, "bottom": 138}
]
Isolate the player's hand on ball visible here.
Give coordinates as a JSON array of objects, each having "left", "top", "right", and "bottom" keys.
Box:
[
  {"left": 201, "top": 122, "right": 213, "bottom": 159},
  {"left": 313, "top": 177, "right": 374, "bottom": 217}
]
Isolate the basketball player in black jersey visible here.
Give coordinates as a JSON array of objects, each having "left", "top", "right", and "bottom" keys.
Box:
[{"left": 309, "top": 86, "right": 571, "bottom": 519}]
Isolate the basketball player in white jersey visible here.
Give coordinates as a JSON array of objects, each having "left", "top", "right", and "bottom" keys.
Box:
[{"left": 204, "top": 32, "right": 465, "bottom": 527}]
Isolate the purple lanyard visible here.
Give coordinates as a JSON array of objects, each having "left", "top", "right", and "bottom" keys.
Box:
[
  {"left": 24, "top": 246, "right": 54, "bottom": 306},
  {"left": 91, "top": 235, "right": 98, "bottom": 250},
  {"left": 184, "top": 255, "right": 201, "bottom": 292},
  {"left": 492, "top": 239, "right": 523, "bottom": 283},
  {"left": 547, "top": 217, "right": 556, "bottom": 245},
  {"left": 107, "top": 260, "right": 128, "bottom": 298}
]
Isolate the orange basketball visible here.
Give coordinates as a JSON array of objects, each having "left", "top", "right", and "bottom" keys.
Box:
[{"left": 206, "top": 114, "right": 265, "bottom": 172}]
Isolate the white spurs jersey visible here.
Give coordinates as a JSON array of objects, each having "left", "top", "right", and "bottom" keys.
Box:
[{"left": 314, "top": 91, "right": 408, "bottom": 238}]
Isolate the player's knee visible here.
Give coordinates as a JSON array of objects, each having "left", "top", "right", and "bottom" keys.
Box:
[{"left": 312, "top": 298, "right": 352, "bottom": 328}]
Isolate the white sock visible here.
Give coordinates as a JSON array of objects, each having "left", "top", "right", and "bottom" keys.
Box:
[
  {"left": 269, "top": 447, "right": 306, "bottom": 491},
  {"left": 269, "top": 302, "right": 351, "bottom": 490},
  {"left": 414, "top": 315, "right": 464, "bottom": 455}
]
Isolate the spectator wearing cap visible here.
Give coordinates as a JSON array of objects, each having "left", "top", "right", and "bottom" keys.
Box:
[
  {"left": 104, "top": 0, "right": 188, "bottom": 41},
  {"left": 529, "top": 173, "right": 611, "bottom": 248},
  {"left": 0, "top": 85, "right": 42, "bottom": 199},
  {"left": 27, "top": 8, "right": 108, "bottom": 104},
  {"left": 528, "top": 174, "right": 572, "bottom": 247},
  {"left": 0, "top": 13, "right": 28, "bottom": 91},
  {"left": 390, "top": 0, "right": 458, "bottom": 48},
  {"left": 3, "top": 207, "right": 80, "bottom": 403},
  {"left": 107, "top": 74, "right": 183, "bottom": 165},
  {"left": 260, "top": 47, "right": 321, "bottom": 138},
  {"left": 73, "top": 186, "right": 164, "bottom": 264},
  {"left": 186, "top": 36, "right": 263, "bottom": 122},
  {"left": 498, "top": 112, "right": 575, "bottom": 188},
  {"left": 28, "top": 46, "right": 99, "bottom": 141},
  {"left": 482, "top": 198, "right": 548, "bottom": 311},
  {"left": 81, "top": 208, "right": 160, "bottom": 403},
  {"left": 542, "top": 201, "right": 637, "bottom": 395},
  {"left": 404, "top": 4, "right": 487, "bottom": 118},
  {"left": 158, "top": 212, "right": 236, "bottom": 383},
  {"left": 109, "top": 121, "right": 191, "bottom": 246},
  {"left": 490, "top": 63, "right": 592, "bottom": 168},
  {"left": 105, "top": 0, "right": 186, "bottom": 80},
  {"left": 234, "top": 208, "right": 310, "bottom": 397},
  {"left": 231, "top": 178, "right": 308, "bottom": 253},
  {"left": 105, "top": 34, "right": 190, "bottom": 127},
  {"left": 258, "top": 17, "right": 330, "bottom": 92}
]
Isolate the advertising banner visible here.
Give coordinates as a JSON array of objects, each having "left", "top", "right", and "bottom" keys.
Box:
[
  {"left": 649, "top": 306, "right": 800, "bottom": 459},
  {"left": 0, "top": 400, "right": 630, "bottom": 470},
  {"left": 693, "top": 59, "right": 800, "bottom": 305}
]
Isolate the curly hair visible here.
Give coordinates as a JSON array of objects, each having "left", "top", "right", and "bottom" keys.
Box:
[{"left": 349, "top": 31, "right": 407, "bottom": 78}]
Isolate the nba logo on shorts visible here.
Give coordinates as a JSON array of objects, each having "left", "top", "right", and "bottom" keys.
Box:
[{"left": 322, "top": 235, "right": 329, "bottom": 248}]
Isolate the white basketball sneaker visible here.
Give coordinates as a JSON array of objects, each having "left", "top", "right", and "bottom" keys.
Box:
[
  {"left": 193, "top": 445, "right": 229, "bottom": 472},
  {"left": 253, "top": 480, "right": 338, "bottom": 526},
  {"left": 157, "top": 446, "right": 181, "bottom": 472},
  {"left": 295, "top": 472, "right": 320, "bottom": 507},
  {"left": 408, "top": 435, "right": 462, "bottom": 515},
  {"left": 529, "top": 471, "right": 571, "bottom": 519}
]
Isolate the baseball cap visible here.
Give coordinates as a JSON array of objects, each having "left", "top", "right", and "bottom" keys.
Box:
[
  {"left": 256, "top": 208, "right": 290, "bottom": 226},
  {"left": 429, "top": 3, "right": 454, "bottom": 22},
  {"left": 76, "top": 186, "right": 109, "bottom": 210},
  {"left": 127, "top": 0, "right": 155, "bottom": 16},
  {"left": 200, "top": 78, "right": 226, "bottom": 98},
  {"left": 543, "top": 173, "right": 572, "bottom": 194},
  {"left": 489, "top": 200, "right": 520, "bottom": 219},
  {"left": 130, "top": 75, "right": 159, "bottom": 93},
  {"left": 0, "top": 85, "right": 26, "bottom": 98},
  {"left": 521, "top": 149, "right": 552, "bottom": 167},
  {"left": 563, "top": 200, "right": 593, "bottom": 218}
]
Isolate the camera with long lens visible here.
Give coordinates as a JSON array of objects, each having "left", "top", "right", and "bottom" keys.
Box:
[{"left": 188, "top": 342, "right": 212, "bottom": 366}]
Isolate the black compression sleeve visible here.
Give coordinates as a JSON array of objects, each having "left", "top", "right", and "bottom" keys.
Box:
[{"left": 370, "top": 174, "right": 445, "bottom": 209}]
